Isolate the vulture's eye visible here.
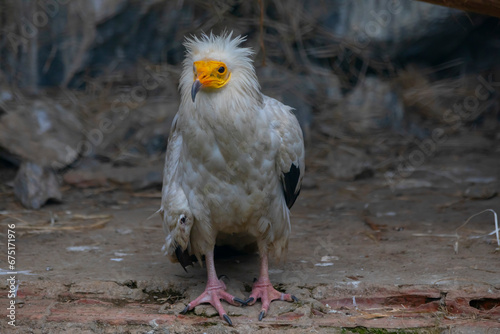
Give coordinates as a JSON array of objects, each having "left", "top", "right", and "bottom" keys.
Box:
[
  {"left": 218, "top": 66, "right": 225, "bottom": 74},
  {"left": 180, "top": 215, "right": 186, "bottom": 224}
]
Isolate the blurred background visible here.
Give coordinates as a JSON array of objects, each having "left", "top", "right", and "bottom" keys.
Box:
[{"left": 0, "top": 0, "right": 499, "bottom": 209}]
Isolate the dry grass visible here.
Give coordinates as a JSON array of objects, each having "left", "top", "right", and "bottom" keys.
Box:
[{"left": 0, "top": 211, "right": 112, "bottom": 234}]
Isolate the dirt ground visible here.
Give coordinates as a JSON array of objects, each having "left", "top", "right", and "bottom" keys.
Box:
[{"left": 1, "top": 130, "right": 500, "bottom": 333}]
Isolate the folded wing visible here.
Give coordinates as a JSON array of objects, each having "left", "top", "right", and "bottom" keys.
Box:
[{"left": 264, "top": 96, "right": 305, "bottom": 210}]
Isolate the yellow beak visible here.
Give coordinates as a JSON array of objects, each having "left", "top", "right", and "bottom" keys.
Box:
[{"left": 191, "top": 60, "right": 231, "bottom": 102}]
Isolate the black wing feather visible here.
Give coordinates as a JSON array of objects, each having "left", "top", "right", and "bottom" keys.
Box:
[
  {"left": 175, "top": 246, "right": 194, "bottom": 272},
  {"left": 281, "top": 163, "right": 301, "bottom": 209}
]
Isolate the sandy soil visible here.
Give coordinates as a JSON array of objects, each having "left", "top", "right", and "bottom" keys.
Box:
[{"left": 0, "top": 131, "right": 499, "bottom": 333}]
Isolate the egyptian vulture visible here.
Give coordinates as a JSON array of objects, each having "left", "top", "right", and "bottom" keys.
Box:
[{"left": 160, "top": 32, "right": 305, "bottom": 325}]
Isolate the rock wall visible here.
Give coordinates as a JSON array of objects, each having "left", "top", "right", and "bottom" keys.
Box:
[
  {"left": 0, "top": 0, "right": 499, "bottom": 209},
  {"left": 1, "top": 0, "right": 494, "bottom": 92}
]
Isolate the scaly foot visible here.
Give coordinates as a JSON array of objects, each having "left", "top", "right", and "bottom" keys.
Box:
[
  {"left": 181, "top": 278, "right": 245, "bottom": 326},
  {"left": 244, "top": 278, "right": 298, "bottom": 320}
]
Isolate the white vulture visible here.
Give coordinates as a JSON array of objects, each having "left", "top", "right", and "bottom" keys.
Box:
[{"left": 160, "top": 32, "right": 305, "bottom": 325}]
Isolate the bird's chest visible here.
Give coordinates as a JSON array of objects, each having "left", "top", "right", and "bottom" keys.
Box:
[{"left": 178, "top": 109, "right": 278, "bottom": 223}]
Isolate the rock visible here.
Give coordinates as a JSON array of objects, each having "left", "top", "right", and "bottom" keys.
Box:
[
  {"left": 391, "top": 178, "right": 433, "bottom": 190},
  {"left": 3, "top": 1, "right": 493, "bottom": 94},
  {"left": 315, "top": 1, "right": 482, "bottom": 62},
  {"left": 193, "top": 304, "right": 219, "bottom": 317},
  {"left": 106, "top": 165, "right": 163, "bottom": 189},
  {"left": 301, "top": 175, "right": 318, "bottom": 190},
  {"left": 464, "top": 185, "right": 498, "bottom": 200},
  {"left": 63, "top": 169, "right": 109, "bottom": 188},
  {"left": 0, "top": 99, "right": 83, "bottom": 168},
  {"left": 328, "top": 146, "right": 374, "bottom": 181},
  {"left": 13, "top": 162, "right": 62, "bottom": 209},
  {"left": 0, "top": 85, "right": 13, "bottom": 105},
  {"left": 158, "top": 302, "right": 186, "bottom": 315},
  {"left": 92, "top": 101, "right": 177, "bottom": 164},
  {"left": 398, "top": 67, "right": 497, "bottom": 129},
  {"left": 310, "top": 298, "right": 329, "bottom": 313},
  {"left": 63, "top": 162, "right": 163, "bottom": 190},
  {"left": 440, "top": 134, "right": 494, "bottom": 152},
  {"left": 69, "top": 281, "right": 146, "bottom": 301},
  {"left": 312, "top": 286, "right": 327, "bottom": 300},
  {"left": 268, "top": 298, "right": 300, "bottom": 316},
  {"left": 0, "top": 1, "right": 183, "bottom": 88},
  {"left": 258, "top": 67, "right": 323, "bottom": 143},
  {"left": 342, "top": 76, "right": 404, "bottom": 134}
]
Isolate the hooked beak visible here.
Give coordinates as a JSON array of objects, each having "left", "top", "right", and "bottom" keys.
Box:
[{"left": 191, "top": 79, "right": 203, "bottom": 102}]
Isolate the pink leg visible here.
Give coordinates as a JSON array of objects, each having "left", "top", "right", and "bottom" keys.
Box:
[
  {"left": 244, "top": 253, "right": 298, "bottom": 320},
  {"left": 180, "top": 250, "right": 244, "bottom": 326}
]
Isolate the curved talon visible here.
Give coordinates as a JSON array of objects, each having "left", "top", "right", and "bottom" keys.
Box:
[
  {"left": 258, "top": 310, "right": 265, "bottom": 321},
  {"left": 180, "top": 304, "right": 190, "bottom": 314},
  {"left": 253, "top": 277, "right": 258, "bottom": 283},
  {"left": 243, "top": 297, "right": 254, "bottom": 306},
  {"left": 223, "top": 314, "right": 233, "bottom": 326},
  {"left": 292, "top": 295, "right": 299, "bottom": 303},
  {"left": 233, "top": 297, "right": 246, "bottom": 305}
]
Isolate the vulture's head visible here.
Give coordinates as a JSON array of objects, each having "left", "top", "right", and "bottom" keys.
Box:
[{"left": 180, "top": 32, "right": 262, "bottom": 105}]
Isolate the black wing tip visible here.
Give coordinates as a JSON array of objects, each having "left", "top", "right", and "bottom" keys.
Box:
[
  {"left": 282, "top": 163, "right": 301, "bottom": 209},
  {"left": 175, "top": 245, "right": 194, "bottom": 271}
]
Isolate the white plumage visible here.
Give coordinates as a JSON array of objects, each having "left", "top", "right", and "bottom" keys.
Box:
[{"left": 160, "top": 32, "right": 304, "bottom": 325}]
